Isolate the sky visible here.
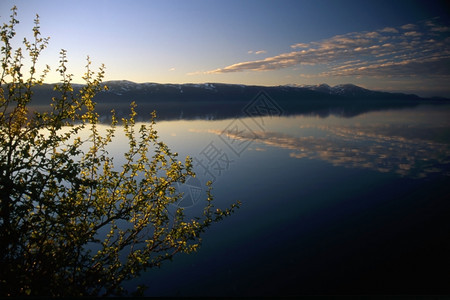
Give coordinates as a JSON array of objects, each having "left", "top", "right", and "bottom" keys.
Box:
[{"left": 1, "top": 0, "right": 449, "bottom": 97}]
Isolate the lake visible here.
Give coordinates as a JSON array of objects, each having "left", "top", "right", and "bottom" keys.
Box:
[{"left": 109, "top": 101, "right": 450, "bottom": 296}]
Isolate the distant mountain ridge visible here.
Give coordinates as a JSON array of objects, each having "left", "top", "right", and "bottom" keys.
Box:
[
  {"left": 98, "top": 81, "right": 428, "bottom": 102},
  {"left": 22, "top": 81, "right": 449, "bottom": 120},
  {"left": 27, "top": 80, "right": 446, "bottom": 104}
]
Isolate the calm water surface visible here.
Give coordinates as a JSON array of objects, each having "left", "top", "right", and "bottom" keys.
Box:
[{"left": 113, "top": 104, "right": 450, "bottom": 296}]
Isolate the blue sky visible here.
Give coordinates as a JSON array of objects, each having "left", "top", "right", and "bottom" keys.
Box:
[{"left": 1, "top": 0, "right": 449, "bottom": 97}]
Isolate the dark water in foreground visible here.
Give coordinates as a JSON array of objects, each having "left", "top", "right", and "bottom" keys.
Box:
[{"left": 114, "top": 104, "right": 450, "bottom": 296}]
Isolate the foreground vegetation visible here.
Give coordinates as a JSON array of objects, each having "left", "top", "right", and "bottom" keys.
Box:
[{"left": 0, "top": 7, "right": 238, "bottom": 296}]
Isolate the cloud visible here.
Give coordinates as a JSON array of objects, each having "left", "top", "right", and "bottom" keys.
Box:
[
  {"left": 248, "top": 50, "right": 267, "bottom": 55},
  {"left": 380, "top": 27, "right": 399, "bottom": 33},
  {"left": 202, "top": 17, "right": 450, "bottom": 79},
  {"left": 186, "top": 70, "right": 205, "bottom": 76},
  {"left": 431, "top": 26, "right": 450, "bottom": 32},
  {"left": 404, "top": 31, "right": 422, "bottom": 37},
  {"left": 169, "top": 67, "right": 176, "bottom": 71},
  {"left": 401, "top": 23, "right": 417, "bottom": 30},
  {"left": 291, "top": 43, "right": 309, "bottom": 48}
]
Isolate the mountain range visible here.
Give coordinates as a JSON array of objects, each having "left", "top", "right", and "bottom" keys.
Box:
[
  {"left": 98, "top": 81, "right": 429, "bottom": 102},
  {"left": 27, "top": 81, "right": 449, "bottom": 120}
]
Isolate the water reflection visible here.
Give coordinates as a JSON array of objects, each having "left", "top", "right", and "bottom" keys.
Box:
[
  {"left": 72, "top": 105, "right": 450, "bottom": 181},
  {"left": 128, "top": 105, "right": 450, "bottom": 296},
  {"left": 208, "top": 116, "right": 450, "bottom": 179}
]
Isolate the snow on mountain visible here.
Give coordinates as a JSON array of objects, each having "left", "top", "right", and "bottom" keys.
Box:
[
  {"left": 104, "top": 80, "right": 138, "bottom": 94},
  {"left": 184, "top": 83, "right": 217, "bottom": 91},
  {"left": 96, "top": 80, "right": 429, "bottom": 102},
  {"left": 287, "top": 83, "right": 371, "bottom": 95}
]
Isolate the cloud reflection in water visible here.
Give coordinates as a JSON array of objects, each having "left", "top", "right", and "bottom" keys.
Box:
[{"left": 212, "top": 124, "right": 450, "bottom": 178}]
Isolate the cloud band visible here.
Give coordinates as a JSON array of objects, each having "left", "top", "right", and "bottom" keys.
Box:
[{"left": 204, "top": 18, "right": 450, "bottom": 78}]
